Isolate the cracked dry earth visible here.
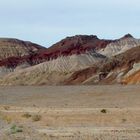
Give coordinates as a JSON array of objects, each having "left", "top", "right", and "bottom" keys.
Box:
[{"left": 0, "top": 85, "right": 140, "bottom": 140}]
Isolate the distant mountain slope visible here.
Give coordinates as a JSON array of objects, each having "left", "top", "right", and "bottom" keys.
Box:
[
  {"left": 0, "top": 51, "right": 106, "bottom": 85},
  {"left": 0, "top": 35, "right": 111, "bottom": 76},
  {"left": 0, "top": 34, "right": 140, "bottom": 85},
  {"left": 48, "top": 35, "right": 112, "bottom": 53},
  {"left": 0, "top": 38, "right": 45, "bottom": 60},
  {"left": 0, "top": 35, "right": 109, "bottom": 68},
  {"left": 65, "top": 46, "right": 140, "bottom": 85},
  {"left": 0, "top": 38, "right": 46, "bottom": 76},
  {"left": 1, "top": 34, "right": 139, "bottom": 69},
  {"left": 98, "top": 34, "right": 140, "bottom": 56},
  {"left": 29, "top": 35, "right": 112, "bottom": 64}
]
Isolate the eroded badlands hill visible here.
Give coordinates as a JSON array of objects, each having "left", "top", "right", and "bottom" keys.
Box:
[
  {"left": 65, "top": 46, "right": 140, "bottom": 85},
  {"left": 0, "top": 38, "right": 47, "bottom": 76},
  {"left": 0, "top": 34, "right": 140, "bottom": 85},
  {"left": 0, "top": 38, "right": 45, "bottom": 60}
]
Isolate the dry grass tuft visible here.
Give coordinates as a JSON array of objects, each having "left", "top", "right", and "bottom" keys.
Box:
[{"left": 32, "top": 115, "right": 41, "bottom": 122}]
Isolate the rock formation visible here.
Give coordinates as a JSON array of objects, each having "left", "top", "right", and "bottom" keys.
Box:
[{"left": 0, "top": 34, "right": 140, "bottom": 85}]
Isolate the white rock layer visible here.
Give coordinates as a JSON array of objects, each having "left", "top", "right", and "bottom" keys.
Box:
[{"left": 98, "top": 37, "right": 140, "bottom": 57}]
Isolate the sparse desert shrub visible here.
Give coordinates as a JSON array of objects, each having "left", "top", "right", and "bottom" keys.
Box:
[
  {"left": 33, "top": 104, "right": 36, "bottom": 107},
  {"left": 100, "top": 109, "right": 107, "bottom": 113},
  {"left": 64, "top": 71, "right": 69, "bottom": 75},
  {"left": 2, "top": 115, "right": 12, "bottom": 124},
  {"left": 3, "top": 106, "right": 10, "bottom": 110},
  {"left": 32, "top": 114, "right": 41, "bottom": 122},
  {"left": 10, "top": 125, "right": 23, "bottom": 134},
  {"left": 122, "top": 118, "right": 127, "bottom": 122},
  {"left": 22, "top": 113, "right": 32, "bottom": 118}
]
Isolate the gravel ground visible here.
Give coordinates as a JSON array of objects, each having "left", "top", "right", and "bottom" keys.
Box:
[{"left": 0, "top": 85, "right": 140, "bottom": 140}]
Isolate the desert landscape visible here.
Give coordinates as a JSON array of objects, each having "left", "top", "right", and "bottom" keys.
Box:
[
  {"left": 1, "top": 0, "right": 140, "bottom": 139},
  {"left": 0, "top": 85, "right": 140, "bottom": 140},
  {"left": 0, "top": 35, "right": 139, "bottom": 139}
]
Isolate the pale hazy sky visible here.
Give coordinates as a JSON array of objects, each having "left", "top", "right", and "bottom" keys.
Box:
[{"left": 0, "top": 0, "right": 140, "bottom": 47}]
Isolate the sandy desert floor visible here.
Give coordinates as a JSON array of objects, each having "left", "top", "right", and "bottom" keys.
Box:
[{"left": 0, "top": 85, "right": 140, "bottom": 140}]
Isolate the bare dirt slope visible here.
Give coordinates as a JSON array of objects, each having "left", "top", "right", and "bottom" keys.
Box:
[
  {"left": 0, "top": 38, "right": 45, "bottom": 60},
  {"left": 0, "top": 85, "right": 140, "bottom": 140}
]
